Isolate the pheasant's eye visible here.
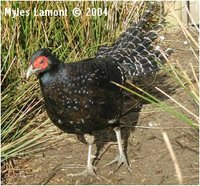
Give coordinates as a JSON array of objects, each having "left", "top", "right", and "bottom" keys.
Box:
[{"left": 39, "top": 60, "right": 44, "bottom": 64}]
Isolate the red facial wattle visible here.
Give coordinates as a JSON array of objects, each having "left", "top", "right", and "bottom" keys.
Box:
[{"left": 33, "top": 56, "right": 49, "bottom": 70}]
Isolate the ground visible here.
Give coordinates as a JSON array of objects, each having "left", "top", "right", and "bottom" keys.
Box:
[{"left": 2, "top": 29, "right": 199, "bottom": 185}]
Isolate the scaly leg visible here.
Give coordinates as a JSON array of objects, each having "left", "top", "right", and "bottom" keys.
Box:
[
  {"left": 105, "top": 127, "right": 132, "bottom": 172},
  {"left": 68, "top": 134, "right": 99, "bottom": 178}
]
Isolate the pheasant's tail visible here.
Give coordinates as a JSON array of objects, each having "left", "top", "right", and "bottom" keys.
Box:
[{"left": 96, "top": 5, "right": 174, "bottom": 79}]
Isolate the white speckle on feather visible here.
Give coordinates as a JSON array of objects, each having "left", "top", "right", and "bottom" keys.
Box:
[
  {"left": 108, "top": 119, "right": 118, "bottom": 124},
  {"left": 73, "top": 106, "right": 78, "bottom": 111}
]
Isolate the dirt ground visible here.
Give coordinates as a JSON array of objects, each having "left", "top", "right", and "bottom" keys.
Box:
[{"left": 2, "top": 29, "right": 199, "bottom": 185}]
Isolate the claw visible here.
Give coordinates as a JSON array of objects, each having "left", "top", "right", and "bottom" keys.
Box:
[
  {"left": 104, "top": 127, "right": 132, "bottom": 172},
  {"left": 68, "top": 135, "right": 102, "bottom": 180},
  {"left": 105, "top": 154, "right": 132, "bottom": 172},
  {"left": 67, "top": 165, "right": 100, "bottom": 178}
]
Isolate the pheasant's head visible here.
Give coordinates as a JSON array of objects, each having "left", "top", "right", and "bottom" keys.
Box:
[{"left": 26, "top": 48, "right": 57, "bottom": 78}]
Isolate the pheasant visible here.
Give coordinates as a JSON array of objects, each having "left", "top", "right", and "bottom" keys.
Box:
[{"left": 26, "top": 8, "right": 173, "bottom": 177}]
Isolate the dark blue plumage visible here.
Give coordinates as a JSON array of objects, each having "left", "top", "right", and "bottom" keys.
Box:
[
  {"left": 26, "top": 8, "right": 173, "bottom": 176},
  {"left": 38, "top": 56, "right": 124, "bottom": 134}
]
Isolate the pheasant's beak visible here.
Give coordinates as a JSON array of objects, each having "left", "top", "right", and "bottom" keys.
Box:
[{"left": 26, "top": 65, "right": 38, "bottom": 79}]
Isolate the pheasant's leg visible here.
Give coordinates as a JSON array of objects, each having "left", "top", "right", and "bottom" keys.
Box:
[
  {"left": 93, "top": 142, "right": 118, "bottom": 166},
  {"left": 105, "top": 127, "right": 132, "bottom": 172},
  {"left": 68, "top": 134, "right": 98, "bottom": 177},
  {"left": 85, "top": 143, "right": 96, "bottom": 174}
]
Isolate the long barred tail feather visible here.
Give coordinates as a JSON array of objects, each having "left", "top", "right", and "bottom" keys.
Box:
[{"left": 96, "top": 7, "right": 173, "bottom": 80}]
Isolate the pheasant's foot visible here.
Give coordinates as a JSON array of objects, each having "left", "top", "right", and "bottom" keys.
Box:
[
  {"left": 68, "top": 165, "right": 102, "bottom": 180},
  {"left": 105, "top": 153, "right": 132, "bottom": 172}
]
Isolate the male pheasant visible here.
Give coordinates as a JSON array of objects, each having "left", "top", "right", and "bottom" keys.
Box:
[{"left": 26, "top": 8, "right": 173, "bottom": 176}]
